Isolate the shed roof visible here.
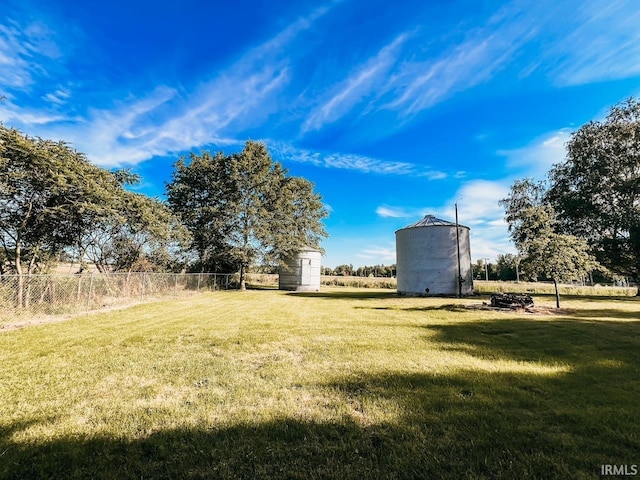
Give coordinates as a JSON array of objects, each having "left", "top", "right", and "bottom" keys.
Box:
[{"left": 297, "top": 245, "right": 322, "bottom": 253}]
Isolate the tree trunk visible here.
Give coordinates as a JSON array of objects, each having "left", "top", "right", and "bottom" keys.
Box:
[
  {"left": 239, "top": 263, "right": 246, "bottom": 291},
  {"left": 15, "top": 242, "right": 23, "bottom": 308},
  {"left": 553, "top": 278, "right": 560, "bottom": 308}
]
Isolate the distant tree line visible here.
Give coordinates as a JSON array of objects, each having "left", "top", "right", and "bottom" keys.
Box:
[
  {"left": 322, "top": 264, "right": 396, "bottom": 277},
  {"left": 1, "top": 123, "right": 327, "bottom": 294},
  {"left": 472, "top": 255, "right": 620, "bottom": 284}
]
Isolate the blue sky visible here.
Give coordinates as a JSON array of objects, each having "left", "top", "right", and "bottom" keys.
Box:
[{"left": 2, "top": 0, "right": 640, "bottom": 269}]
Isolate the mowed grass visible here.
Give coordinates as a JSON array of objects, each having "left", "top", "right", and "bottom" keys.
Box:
[{"left": 1, "top": 288, "right": 639, "bottom": 479}]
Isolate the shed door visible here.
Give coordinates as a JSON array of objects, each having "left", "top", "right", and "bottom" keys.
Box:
[{"left": 301, "top": 258, "right": 311, "bottom": 285}]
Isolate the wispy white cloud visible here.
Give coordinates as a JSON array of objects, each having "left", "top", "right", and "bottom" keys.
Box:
[
  {"left": 42, "top": 88, "right": 71, "bottom": 105},
  {"left": 1, "top": 6, "right": 332, "bottom": 167},
  {"left": 369, "top": 3, "right": 541, "bottom": 120},
  {"left": 296, "top": 1, "right": 541, "bottom": 131},
  {"left": 5, "top": 59, "right": 288, "bottom": 166},
  {"left": 0, "top": 19, "right": 62, "bottom": 90},
  {"left": 355, "top": 246, "right": 396, "bottom": 263},
  {"left": 375, "top": 204, "right": 441, "bottom": 219},
  {"left": 497, "top": 129, "right": 570, "bottom": 179},
  {"left": 377, "top": 177, "right": 511, "bottom": 227},
  {"left": 0, "top": 99, "right": 70, "bottom": 125},
  {"left": 70, "top": 59, "right": 290, "bottom": 166},
  {"left": 299, "top": 0, "right": 640, "bottom": 131},
  {"left": 384, "top": 33, "right": 520, "bottom": 116},
  {"left": 435, "top": 180, "right": 510, "bottom": 227},
  {"left": 268, "top": 141, "right": 447, "bottom": 178},
  {"left": 302, "top": 33, "right": 410, "bottom": 132},
  {"left": 376, "top": 206, "right": 412, "bottom": 218},
  {"left": 468, "top": 232, "right": 516, "bottom": 263},
  {"left": 544, "top": 1, "right": 640, "bottom": 86}
]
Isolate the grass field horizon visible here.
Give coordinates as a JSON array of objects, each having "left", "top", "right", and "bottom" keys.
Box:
[{"left": 1, "top": 287, "right": 638, "bottom": 479}]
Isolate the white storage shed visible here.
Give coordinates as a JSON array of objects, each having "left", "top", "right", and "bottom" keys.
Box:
[{"left": 278, "top": 247, "right": 322, "bottom": 292}]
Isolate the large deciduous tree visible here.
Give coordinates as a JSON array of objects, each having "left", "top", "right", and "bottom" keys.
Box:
[
  {"left": 0, "top": 126, "right": 123, "bottom": 304},
  {"left": 547, "top": 98, "right": 640, "bottom": 283},
  {"left": 1, "top": 125, "right": 189, "bottom": 308},
  {"left": 500, "top": 180, "right": 598, "bottom": 307},
  {"left": 167, "top": 140, "right": 328, "bottom": 289}
]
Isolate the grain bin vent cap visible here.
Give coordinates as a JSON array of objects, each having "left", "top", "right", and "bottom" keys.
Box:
[{"left": 396, "top": 214, "right": 469, "bottom": 232}]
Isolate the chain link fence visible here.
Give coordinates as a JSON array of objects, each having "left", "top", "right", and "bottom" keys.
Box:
[{"left": 0, "top": 272, "right": 238, "bottom": 325}]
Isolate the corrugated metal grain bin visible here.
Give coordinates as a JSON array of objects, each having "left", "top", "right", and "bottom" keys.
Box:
[{"left": 395, "top": 214, "right": 473, "bottom": 296}]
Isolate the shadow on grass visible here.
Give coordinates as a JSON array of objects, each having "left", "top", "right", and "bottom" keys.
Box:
[
  {"left": 427, "top": 316, "right": 640, "bottom": 363},
  {"left": 3, "top": 318, "right": 639, "bottom": 479},
  {"left": 245, "top": 284, "right": 279, "bottom": 291},
  {"left": 525, "top": 293, "right": 640, "bottom": 304},
  {"left": 287, "top": 290, "right": 400, "bottom": 300},
  {"left": 355, "top": 304, "right": 470, "bottom": 313},
  {"left": 357, "top": 296, "right": 639, "bottom": 321},
  {"left": 1, "top": 413, "right": 584, "bottom": 480},
  {"left": 565, "top": 308, "right": 640, "bottom": 321}
]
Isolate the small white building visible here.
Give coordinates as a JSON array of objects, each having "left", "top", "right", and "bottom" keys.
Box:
[
  {"left": 278, "top": 247, "right": 322, "bottom": 292},
  {"left": 395, "top": 214, "right": 473, "bottom": 296}
]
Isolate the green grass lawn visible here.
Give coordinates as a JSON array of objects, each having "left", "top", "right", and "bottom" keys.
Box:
[{"left": 1, "top": 288, "right": 638, "bottom": 479}]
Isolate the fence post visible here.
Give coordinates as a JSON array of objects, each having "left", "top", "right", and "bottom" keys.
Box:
[
  {"left": 86, "top": 273, "right": 94, "bottom": 311},
  {"left": 141, "top": 272, "right": 146, "bottom": 300},
  {"left": 76, "top": 275, "right": 82, "bottom": 310},
  {"left": 174, "top": 274, "right": 178, "bottom": 296},
  {"left": 214, "top": 273, "right": 217, "bottom": 291},
  {"left": 197, "top": 273, "right": 201, "bottom": 291}
]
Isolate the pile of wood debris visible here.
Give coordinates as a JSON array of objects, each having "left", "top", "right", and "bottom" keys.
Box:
[
  {"left": 489, "top": 292, "right": 534, "bottom": 309},
  {"left": 465, "top": 293, "right": 568, "bottom": 315}
]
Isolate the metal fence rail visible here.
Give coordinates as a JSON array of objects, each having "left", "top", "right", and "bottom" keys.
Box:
[{"left": 0, "top": 272, "right": 237, "bottom": 324}]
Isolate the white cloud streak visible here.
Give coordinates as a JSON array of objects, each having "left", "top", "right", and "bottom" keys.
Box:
[
  {"left": 299, "top": 3, "right": 539, "bottom": 129},
  {"left": 0, "top": 100, "right": 69, "bottom": 125},
  {"left": 1, "top": 6, "right": 332, "bottom": 167},
  {"left": 497, "top": 129, "right": 571, "bottom": 179},
  {"left": 355, "top": 246, "right": 396, "bottom": 263},
  {"left": 302, "top": 33, "right": 410, "bottom": 132},
  {"left": 299, "top": 0, "right": 640, "bottom": 131},
  {"left": 385, "top": 27, "right": 527, "bottom": 116},
  {"left": 268, "top": 141, "right": 447, "bottom": 178},
  {"left": 0, "top": 19, "right": 61, "bottom": 90},
  {"left": 375, "top": 206, "right": 411, "bottom": 218},
  {"left": 545, "top": 0, "right": 640, "bottom": 86}
]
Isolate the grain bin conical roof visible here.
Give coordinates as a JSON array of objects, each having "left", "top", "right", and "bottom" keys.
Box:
[{"left": 397, "top": 214, "right": 468, "bottom": 231}]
